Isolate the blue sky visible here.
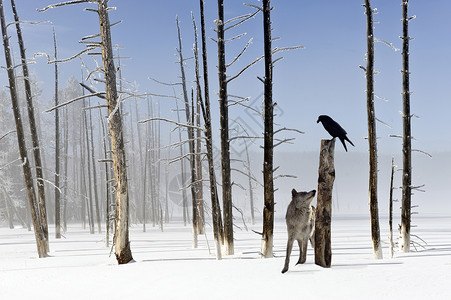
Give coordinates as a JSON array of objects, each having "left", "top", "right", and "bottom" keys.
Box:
[{"left": 1, "top": 0, "right": 451, "bottom": 155}]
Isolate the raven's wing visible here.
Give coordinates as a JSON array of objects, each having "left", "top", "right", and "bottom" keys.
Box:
[{"left": 323, "top": 118, "right": 347, "bottom": 138}]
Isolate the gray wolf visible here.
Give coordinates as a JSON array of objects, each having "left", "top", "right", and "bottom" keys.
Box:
[{"left": 282, "top": 188, "right": 316, "bottom": 273}]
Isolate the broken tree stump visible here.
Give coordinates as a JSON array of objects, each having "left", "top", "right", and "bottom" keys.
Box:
[{"left": 315, "top": 139, "right": 335, "bottom": 268}]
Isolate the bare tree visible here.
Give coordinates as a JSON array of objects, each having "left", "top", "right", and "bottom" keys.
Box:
[
  {"left": 261, "top": 0, "right": 275, "bottom": 258},
  {"left": 217, "top": 0, "right": 234, "bottom": 256},
  {"left": 389, "top": 157, "right": 395, "bottom": 258},
  {"left": 0, "top": 0, "right": 47, "bottom": 257},
  {"left": 52, "top": 26, "right": 61, "bottom": 239},
  {"left": 199, "top": 0, "right": 223, "bottom": 259},
  {"left": 176, "top": 15, "right": 198, "bottom": 247},
  {"left": 400, "top": 0, "right": 412, "bottom": 253},
  {"left": 39, "top": 0, "right": 133, "bottom": 264},
  {"left": 10, "top": 0, "right": 49, "bottom": 249},
  {"left": 363, "top": 0, "right": 382, "bottom": 259}
]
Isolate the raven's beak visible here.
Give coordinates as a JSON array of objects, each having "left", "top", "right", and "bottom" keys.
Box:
[{"left": 316, "top": 119, "right": 320, "bottom": 123}]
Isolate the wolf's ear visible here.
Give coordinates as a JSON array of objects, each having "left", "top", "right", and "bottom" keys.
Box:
[{"left": 291, "top": 189, "right": 297, "bottom": 197}]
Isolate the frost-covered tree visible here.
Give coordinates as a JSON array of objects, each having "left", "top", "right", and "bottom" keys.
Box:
[
  {"left": 400, "top": 0, "right": 413, "bottom": 253},
  {"left": 363, "top": 0, "right": 382, "bottom": 259}
]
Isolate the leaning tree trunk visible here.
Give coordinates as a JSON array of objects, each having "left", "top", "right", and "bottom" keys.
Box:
[
  {"left": 97, "top": 0, "right": 133, "bottom": 264},
  {"left": 217, "top": 0, "right": 234, "bottom": 256},
  {"left": 364, "top": 0, "right": 382, "bottom": 259},
  {"left": 0, "top": 0, "right": 47, "bottom": 257},
  {"left": 176, "top": 15, "right": 198, "bottom": 248},
  {"left": 261, "top": 0, "right": 274, "bottom": 259},
  {"left": 400, "top": 0, "right": 412, "bottom": 253},
  {"left": 315, "top": 139, "right": 335, "bottom": 268},
  {"left": 200, "top": 0, "right": 223, "bottom": 259},
  {"left": 11, "top": 0, "right": 49, "bottom": 249}
]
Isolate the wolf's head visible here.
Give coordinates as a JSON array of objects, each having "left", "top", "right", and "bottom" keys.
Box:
[{"left": 291, "top": 188, "right": 316, "bottom": 209}]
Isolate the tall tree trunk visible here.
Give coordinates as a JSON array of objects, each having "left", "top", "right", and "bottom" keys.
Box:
[
  {"left": 10, "top": 0, "right": 49, "bottom": 249},
  {"left": 88, "top": 103, "right": 101, "bottom": 233},
  {"left": 400, "top": 0, "right": 412, "bottom": 253},
  {"left": 389, "top": 157, "right": 395, "bottom": 258},
  {"left": 364, "top": 0, "right": 382, "bottom": 259},
  {"left": 244, "top": 141, "right": 255, "bottom": 225},
  {"left": 100, "top": 110, "right": 111, "bottom": 246},
  {"left": 200, "top": 0, "right": 223, "bottom": 259},
  {"left": 97, "top": 0, "right": 133, "bottom": 264},
  {"left": 315, "top": 139, "right": 335, "bottom": 268},
  {"left": 83, "top": 100, "right": 95, "bottom": 234},
  {"left": 0, "top": 0, "right": 47, "bottom": 257},
  {"left": 261, "top": 0, "right": 274, "bottom": 258},
  {"left": 176, "top": 16, "right": 198, "bottom": 247},
  {"left": 217, "top": 0, "right": 234, "bottom": 256},
  {"left": 192, "top": 14, "right": 205, "bottom": 235},
  {"left": 62, "top": 107, "right": 69, "bottom": 233},
  {"left": 53, "top": 27, "right": 61, "bottom": 239}
]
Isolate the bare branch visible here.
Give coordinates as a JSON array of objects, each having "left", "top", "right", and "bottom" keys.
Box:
[
  {"left": 374, "top": 38, "right": 400, "bottom": 51},
  {"left": 34, "top": 46, "right": 97, "bottom": 64},
  {"left": 138, "top": 117, "right": 206, "bottom": 132},
  {"left": 225, "top": 32, "right": 246, "bottom": 43},
  {"left": 80, "top": 82, "right": 106, "bottom": 99},
  {"left": 227, "top": 55, "right": 264, "bottom": 83},
  {"left": 45, "top": 92, "right": 105, "bottom": 112},
  {"left": 224, "top": 9, "right": 260, "bottom": 31},
  {"left": 412, "top": 149, "right": 432, "bottom": 158},
  {"left": 0, "top": 130, "right": 15, "bottom": 142},
  {"left": 38, "top": 0, "right": 97, "bottom": 12},
  {"left": 274, "top": 127, "right": 305, "bottom": 135},
  {"left": 227, "top": 38, "right": 252, "bottom": 67}
]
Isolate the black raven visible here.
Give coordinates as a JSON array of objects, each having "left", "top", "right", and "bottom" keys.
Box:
[{"left": 317, "top": 115, "right": 355, "bottom": 152}]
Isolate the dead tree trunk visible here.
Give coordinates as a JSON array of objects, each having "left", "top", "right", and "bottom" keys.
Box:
[
  {"left": 261, "top": 0, "right": 274, "bottom": 259},
  {"left": 217, "top": 0, "right": 234, "bottom": 256},
  {"left": 97, "top": 0, "right": 133, "bottom": 264},
  {"left": 363, "top": 0, "right": 383, "bottom": 259},
  {"left": 400, "top": 0, "right": 412, "bottom": 253},
  {"left": 200, "top": 0, "right": 223, "bottom": 259},
  {"left": 53, "top": 27, "right": 61, "bottom": 239},
  {"left": 244, "top": 141, "right": 255, "bottom": 225},
  {"left": 389, "top": 157, "right": 395, "bottom": 258},
  {"left": 192, "top": 14, "right": 205, "bottom": 235},
  {"left": 88, "top": 104, "right": 101, "bottom": 233},
  {"left": 0, "top": 0, "right": 47, "bottom": 257},
  {"left": 176, "top": 15, "right": 198, "bottom": 247},
  {"left": 62, "top": 107, "right": 69, "bottom": 233},
  {"left": 315, "top": 139, "right": 335, "bottom": 268},
  {"left": 10, "top": 0, "right": 49, "bottom": 249}
]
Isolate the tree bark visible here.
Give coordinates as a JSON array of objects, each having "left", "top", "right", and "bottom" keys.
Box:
[
  {"left": 97, "top": 0, "right": 133, "bottom": 264},
  {"left": 400, "top": 0, "right": 412, "bottom": 253},
  {"left": 364, "top": 0, "right": 383, "bottom": 259},
  {"left": 200, "top": 0, "right": 223, "bottom": 259},
  {"left": 261, "top": 0, "right": 274, "bottom": 259},
  {"left": 0, "top": 0, "right": 47, "bottom": 257},
  {"left": 315, "top": 139, "right": 335, "bottom": 268},
  {"left": 10, "top": 0, "right": 49, "bottom": 249},
  {"left": 217, "top": 0, "right": 234, "bottom": 256}
]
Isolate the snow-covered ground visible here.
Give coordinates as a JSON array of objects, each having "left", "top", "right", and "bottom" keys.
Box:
[{"left": 1, "top": 215, "right": 450, "bottom": 299}]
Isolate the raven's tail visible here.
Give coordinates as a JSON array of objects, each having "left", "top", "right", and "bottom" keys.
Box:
[
  {"left": 345, "top": 135, "right": 355, "bottom": 147},
  {"left": 339, "top": 137, "right": 348, "bottom": 152}
]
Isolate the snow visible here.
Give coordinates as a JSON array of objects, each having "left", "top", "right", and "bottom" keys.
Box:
[{"left": 1, "top": 215, "right": 450, "bottom": 299}]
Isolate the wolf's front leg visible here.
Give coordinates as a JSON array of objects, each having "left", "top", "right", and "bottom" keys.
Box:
[{"left": 281, "top": 238, "right": 294, "bottom": 273}]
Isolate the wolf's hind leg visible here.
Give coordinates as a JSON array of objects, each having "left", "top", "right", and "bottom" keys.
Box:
[{"left": 296, "top": 239, "right": 308, "bottom": 265}]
